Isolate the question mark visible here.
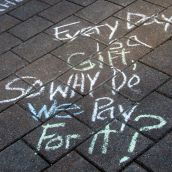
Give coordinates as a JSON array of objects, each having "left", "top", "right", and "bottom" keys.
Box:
[{"left": 119, "top": 114, "right": 167, "bottom": 164}]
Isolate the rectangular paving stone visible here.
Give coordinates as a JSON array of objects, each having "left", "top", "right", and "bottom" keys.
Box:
[
  {"left": 145, "top": 0, "right": 172, "bottom": 7},
  {"left": 68, "top": 0, "right": 96, "bottom": 6},
  {"left": 76, "top": 0, "right": 122, "bottom": 24},
  {"left": 0, "top": 104, "right": 39, "bottom": 150},
  {"left": 18, "top": 78, "right": 82, "bottom": 122},
  {"left": 123, "top": 162, "right": 147, "bottom": 172},
  {"left": 77, "top": 120, "right": 152, "bottom": 171},
  {"left": 12, "top": 33, "right": 62, "bottom": 62},
  {"left": 140, "top": 40, "right": 172, "bottom": 76},
  {"left": 125, "top": 18, "right": 172, "bottom": 48},
  {"left": 41, "top": 0, "right": 62, "bottom": 5},
  {"left": 24, "top": 117, "right": 92, "bottom": 163},
  {"left": 0, "top": 32, "right": 21, "bottom": 55},
  {"left": 0, "top": 51, "right": 26, "bottom": 80},
  {"left": 52, "top": 36, "right": 105, "bottom": 66},
  {"left": 108, "top": 0, "right": 135, "bottom": 7},
  {"left": 16, "top": 54, "right": 71, "bottom": 84},
  {"left": 45, "top": 151, "right": 99, "bottom": 172},
  {"left": 0, "top": 140, "right": 48, "bottom": 172},
  {"left": 0, "top": 14, "right": 20, "bottom": 33},
  {"left": 138, "top": 132, "right": 172, "bottom": 172},
  {"left": 0, "top": 75, "right": 33, "bottom": 112},
  {"left": 39, "top": 1, "right": 81, "bottom": 23},
  {"left": 68, "top": 84, "right": 133, "bottom": 130},
  {"left": 89, "top": 17, "right": 131, "bottom": 45},
  {"left": 9, "top": 15, "right": 53, "bottom": 41},
  {"left": 158, "top": 79, "right": 172, "bottom": 98},
  {"left": 106, "top": 62, "right": 169, "bottom": 101},
  {"left": 58, "top": 59, "right": 115, "bottom": 96},
  {"left": 94, "top": 37, "right": 151, "bottom": 70},
  {"left": 114, "top": 0, "right": 164, "bottom": 25},
  {"left": 45, "top": 15, "right": 93, "bottom": 42},
  {"left": 119, "top": 92, "right": 172, "bottom": 141},
  {"left": 10, "top": 0, "right": 49, "bottom": 20}
]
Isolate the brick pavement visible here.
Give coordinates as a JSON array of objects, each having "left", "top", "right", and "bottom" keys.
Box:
[{"left": 0, "top": 0, "right": 172, "bottom": 171}]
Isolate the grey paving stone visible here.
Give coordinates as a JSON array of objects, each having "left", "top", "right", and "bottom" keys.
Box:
[
  {"left": 0, "top": 51, "right": 26, "bottom": 80},
  {"left": 122, "top": 162, "right": 147, "bottom": 172},
  {"left": 0, "top": 140, "right": 48, "bottom": 172},
  {"left": 141, "top": 40, "right": 172, "bottom": 76},
  {"left": 89, "top": 17, "right": 131, "bottom": 45},
  {"left": 114, "top": 0, "right": 164, "bottom": 24},
  {"left": 145, "top": 0, "right": 172, "bottom": 7},
  {"left": 16, "top": 54, "right": 71, "bottom": 84},
  {"left": 0, "top": 14, "right": 20, "bottom": 33},
  {"left": 108, "top": 0, "right": 135, "bottom": 7},
  {"left": 76, "top": 0, "right": 122, "bottom": 24},
  {"left": 0, "top": 75, "right": 33, "bottom": 112},
  {"left": 94, "top": 37, "right": 151, "bottom": 70},
  {"left": 138, "top": 132, "right": 172, "bottom": 172},
  {"left": 18, "top": 78, "right": 82, "bottom": 122},
  {"left": 39, "top": 1, "right": 81, "bottom": 23},
  {"left": 68, "top": 0, "right": 96, "bottom": 6},
  {"left": 106, "top": 62, "right": 169, "bottom": 101},
  {"left": 158, "top": 79, "right": 172, "bottom": 98},
  {"left": 9, "top": 16, "right": 53, "bottom": 41},
  {"left": 58, "top": 59, "right": 115, "bottom": 96},
  {"left": 67, "top": 84, "right": 133, "bottom": 130},
  {"left": 45, "top": 151, "right": 99, "bottom": 172},
  {"left": 0, "top": 104, "right": 39, "bottom": 150},
  {"left": 41, "top": 0, "right": 62, "bottom": 5},
  {"left": 120, "top": 92, "right": 172, "bottom": 140},
  {"left": 12, "top": 33, "right": 62, "bottom": 62},
  {"left": 77, "top": 120, "right": 152, "bottom": 171},
  {"left": 52, "top": 36, "right": 105, "bottom": 66},
  {"left": 0, "top": 32, "right": 21, "bottom": 55},
  {"left": 10, "top": 0, "right": 49, "bottom": 20},
  {"left": 24, "top": 117, "right": 92, "bottom": 163},
  {"left": 45, "top": 15, "right": 93, "bottom": 42}
]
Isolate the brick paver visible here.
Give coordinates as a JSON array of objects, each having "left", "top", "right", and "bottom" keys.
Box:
[
  {"left": 0, "top": 0, "right": 172, "bottom": 171},
  {"left": 10, "top": 0, "right": 49, "bottom": 20},
  {"left": 9, "top": 15, "right": 53, "bottom": 41},
  {"left": 138, "top": 132, "right": 172, "bottom": 172},
  {"left": 39, "top": 1, "right": 81, "bottom": 23},
  {"left": 76, "top": 0, "right": 122, "bottom": 24},
  {"left": 0, "top": 140, "right": 48, "bottom": 172},
  {"left": 0, "top": 14, "right": 20, "bottom": 33}
]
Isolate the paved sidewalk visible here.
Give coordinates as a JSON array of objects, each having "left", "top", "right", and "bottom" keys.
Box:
[{"left": 0, "top": 0, "right": 172, "bottom": 171}]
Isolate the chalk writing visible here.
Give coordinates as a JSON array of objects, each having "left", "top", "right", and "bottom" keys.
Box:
[
  {"left": 37, "top": 123, "right": 81, "bottom": 151},
  {"left": 28, "top": 100, "right": 83, "bottom": 121},
  {"left": 120, "top": 114, "right": 167, "bottom": 163},
  {"left": 0, "top": 0, "right": 23, "bottom": 12},
  {"left": 1, "top": 8, "right": 171, "bottom": 168},
  {"left": 89, "top": 124, "right": 117, "bottom": 154}
]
